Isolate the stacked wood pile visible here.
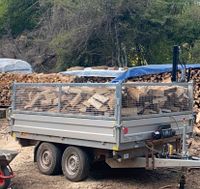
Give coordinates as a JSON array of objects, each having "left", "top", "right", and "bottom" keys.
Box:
[
  {"left": 0, "top": 67, "right": 199, "bottom": 120},
  {"left": 121, "top": 85, "right": 189, "bottom": 117},
  {"left": 129, "top": 70, "right": 199, "bottom": 106},
  {"left": 14, "top": 82, "right": 189, "bottom": 117},
  {"left": 15, "top": 86, "right": 115, "bottom": 117},
  {"left": 0, "top": 73, "right": 76, "bottom": 106},
  {"left": 128, "top": 69, "right": 200, "bottom": 132},
  {"left": 75, "top": 77, "right": 112, "bottom": 83}
]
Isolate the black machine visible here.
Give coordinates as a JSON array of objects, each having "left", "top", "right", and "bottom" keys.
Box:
[{"left": 172, "top": 45, "right": 191, "bottom": 83}]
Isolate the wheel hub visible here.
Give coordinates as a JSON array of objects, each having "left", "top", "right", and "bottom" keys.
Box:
[
  {"left": 41, "top": 150, "right": 52, "bottom": 169},
  {"left": 66, "top": 154, "right": 80, "bottom": 175}
]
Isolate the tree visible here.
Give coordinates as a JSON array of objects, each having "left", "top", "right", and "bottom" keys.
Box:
[{"left": 0, "top": 0, "right": 45, "bottom": 37}]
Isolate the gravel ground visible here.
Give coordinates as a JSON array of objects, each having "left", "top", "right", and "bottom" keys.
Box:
[{"left": 1, "top": 119, "right": 200, "bottom": 189}]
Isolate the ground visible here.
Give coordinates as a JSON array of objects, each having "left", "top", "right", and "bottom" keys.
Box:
[{"left": 1, "top": 119, "right": 200, "bottom": 189}]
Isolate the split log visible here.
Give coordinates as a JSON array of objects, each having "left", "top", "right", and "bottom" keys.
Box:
[
  {"left": 70, "top": 94, "right": 82, "bottom": 107},
  {"left": 92, "top": 93, "right": 109, "bottom": 104},
  {"left": 122, "top": 108, "right": 138, "bottom": 116},
  {"left": 87, "top": 97, "right": 103, "bottom": 110}
]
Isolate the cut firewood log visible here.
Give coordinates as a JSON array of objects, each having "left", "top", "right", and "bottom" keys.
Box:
[
  {"left": 24, "top": 93, "right": 44, "bottom": 109},
  {"left": 122, "top": 108, "right": 138, "bottom": 116},
  {"left": 82, "top": 100, "right": 91, "bottom": 108},
  {"left": 196, "top": 112, "right": 200, "bottom": 123},
  {"left": 87, "top": 97, "right": 103, "bottom": 110},
  {"left": 153, "top": 96, "right": 168, "bottom": 104},
  {"left": 40, "top": 99, "right": 52, "bottom": 106},
  {"left": 99, "top": 106, "right": 108, "bottom": 112},
  {"left": 92, "top": 93, "right": 109, "bottom": 104},
  {"left": 148, "top": 88, "right": 165, "bottom": 97},
  {"left": 70, "top": 94, "right": 82, "bottom": 107},
  {"left": 107, "top": 97, "right": 115, "bottom": 110},
  {"left": 79, "top": 106, "right": 87, "bottom": 113},
  {"left": 194, "top": 126, "right": 200, "bottom": 136},
  {"left": 52, "top": 98, "right": 59, "bottom": 105},
  {"left": 127, "top": 87, "right": 146, "bottom": 101}
]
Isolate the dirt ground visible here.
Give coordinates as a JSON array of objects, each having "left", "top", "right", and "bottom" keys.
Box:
[{"left": 1, "top": 119, "right": 200, "bottom": 189}]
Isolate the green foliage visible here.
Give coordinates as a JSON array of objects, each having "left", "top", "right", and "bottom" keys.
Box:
[
  {"left": 0, "top": 0, "right": 8, "bottom": 35},
  {"left": 50, "top": 0, "right": 200, "bottom": 70},
  {"left": 1, "top": 0, "right": 200, "bottom": 70},
  {"left": 0, "top": 0, "right": 47, "bottom": 37},
  {"left": 7, "top": 0, "right": 41, "bottom": 36}
]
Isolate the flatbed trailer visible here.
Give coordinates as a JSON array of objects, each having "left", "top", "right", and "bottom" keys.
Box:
[{"left": 8, "top": 82, "right": 200, "bottom": 181}]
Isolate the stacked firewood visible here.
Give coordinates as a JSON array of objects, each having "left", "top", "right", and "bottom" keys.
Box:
[
  {"left": 128, "top": 69, "right": 200, "bottom": 132},
  {"left": 0, "top": 68, "right": 199, "bottom": 119},
  {"left": 121, "top": 85, "right": 189, "bottom": 117},
  {"left": 15, "top": 86, "right": 116, "bottom": 117},
  {"left": 0, "top": 73, "right": 76, "bottom": 106},
  {"left": 74, "top": 77, "right": 112, "bottom": 83},
  {"left": 13, "top": 82, "right": 189, "bottom": 118}
]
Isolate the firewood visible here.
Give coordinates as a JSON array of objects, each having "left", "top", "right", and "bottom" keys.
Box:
[
  {"left": 87, "top": 97, "right": 103, "bottom": 110},
  {"left": 40, "top": 99, "right": 52, "bottom": 106},
  {"left": 70, "top": 94, "right": 82, "bottom": 107},
  {"left": 127, "top": 87, "right": 145, "bottom": 101},
  {"left": 122, "top": 108, "right": 138, "bottom": 116},
  {"left": 79, "top": 106, "right": 87, "bottom": 113},
  {"left": 24, "top": 93, "right": 44, "bottom": 109},
  {"left": 153, "top": 96, "right": 167, "bottom": 104},
  {"left": 196, "top": 112, "right": 200, "bottom": 123},
  {"left": 108, "top": 97, "right": 115, "bottom": 110},
  {"left": 99, "top": 106, "right": 108, "bottom": 112},
  {"left": 82, "top": 100, "right": 91, "bottom": 108},
  {"left": 148, "top": 87, "right": 165, "bottom": 97},
  {"left": 92, "top": 93, "right": 109, "bottom": 104}
]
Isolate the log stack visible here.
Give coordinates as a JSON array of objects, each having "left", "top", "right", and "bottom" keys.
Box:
[
  {"left": 0, "top": 73, "right": 76, "bottom": 106},
  {"left": 1, "top": 68, "right": 200, "bottom": 120},
  {"left": 129, "top": 70, "right": 200, "bottom": 108},
  {"left": 15, "top": 86, "right": 116, "bottom": 117},
  {"left": 121, "top": 85, "right": 189, "bottom": 117},
  {"left": 14, "top": 82, "right": 189, "bottom": 118},
  {"left": 128, "top": 69, "right": 200, "bottom": 132}
]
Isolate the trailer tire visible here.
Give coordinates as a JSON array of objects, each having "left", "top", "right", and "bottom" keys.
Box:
[
  {"left": 0, "top": 166, "right": 11, "bottom": 189},
  {"left": 62, "top": 146, "right": 90, "bottom": 182},
  {"left": 36, "top": 142, "right": 62, "bottom": 175}
]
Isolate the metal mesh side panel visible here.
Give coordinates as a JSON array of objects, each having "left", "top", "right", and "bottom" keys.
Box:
[
  {"left": 60, "top": 86, "right": 115, "bottom": 117},
  {"left": 14, "top": 85, "right": 115, "bottom": 118},
  {"left": 15, "top": 86, "right": 59, "bottom": 112},
  {"left": 122, "top": 85, "right": 191, "bottom": 117}
]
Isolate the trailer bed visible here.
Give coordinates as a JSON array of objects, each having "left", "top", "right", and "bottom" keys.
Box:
[{"left": 10, "top": 82, "right": 193, "bottom": 151}]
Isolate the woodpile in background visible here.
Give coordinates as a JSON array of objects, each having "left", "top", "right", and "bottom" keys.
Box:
[
  {"left": 0, "top": 73, "right": 76, "bottom": 106},
  {"left": 0, "top": 68, "right": 200, "bottom": 122}
]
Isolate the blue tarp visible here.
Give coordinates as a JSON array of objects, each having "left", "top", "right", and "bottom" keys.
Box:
[{"left": 112, "top": 64, "right": 200, "bottom": 83}]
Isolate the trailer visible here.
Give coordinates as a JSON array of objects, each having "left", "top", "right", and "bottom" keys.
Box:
[{"left": 8, "top": 81, "right": 200, "bottom": 182}]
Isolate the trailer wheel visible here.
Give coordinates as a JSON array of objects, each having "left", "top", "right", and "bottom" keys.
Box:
[
  {"left": 62, "top": 146, "right": 90, "bottom": 182},
  {"left": 0, "top": 166, "right": 11, "bottom": 189},
  {"left": 36, "top": 142, "right": 62, "bottom": 175}
]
